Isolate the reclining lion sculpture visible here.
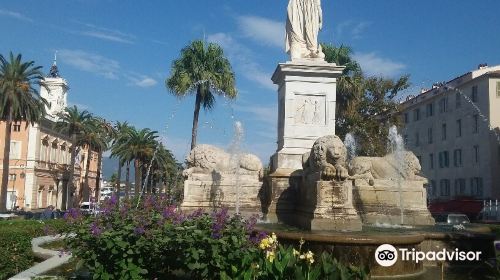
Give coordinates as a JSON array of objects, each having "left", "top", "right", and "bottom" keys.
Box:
[
  {"left": 349, "top": 151, "right": 426, "bottom": 185},
  {"left": 183, "top": 144, "right": 263, "bottom": 179}
]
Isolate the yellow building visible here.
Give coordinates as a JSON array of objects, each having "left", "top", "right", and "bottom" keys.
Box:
[{"left": 0, "top": 59, "right": 100, "bottom": 211}]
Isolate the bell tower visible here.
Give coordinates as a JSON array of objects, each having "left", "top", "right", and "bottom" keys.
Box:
[{"left": 40, "top": 52, "right": 68, "bottom": 121}]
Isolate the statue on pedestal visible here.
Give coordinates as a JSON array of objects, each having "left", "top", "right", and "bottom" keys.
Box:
[{"left": 286, "top": 0, "right": 325, "bottom": 60}]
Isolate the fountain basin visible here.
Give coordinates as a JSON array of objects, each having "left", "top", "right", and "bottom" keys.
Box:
[{"left": 255, "top": 223, "right": 495, "bottom": 279}]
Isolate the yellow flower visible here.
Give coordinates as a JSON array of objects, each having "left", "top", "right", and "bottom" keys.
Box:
[
  {"left": 299, "top": 254, "right": 305, "bottom": 260},
  {"left": 305, "top": 251, "right": 314, "bottom": 264},
  {"left": 293, "top": 248, "right": 300, "bottom": 256},
  {"left": 259, "top": 238, "right": 270, "bottom": 250},
  {"left": 266, "top": 250, "right": 276, "bottom": 262},
  {"left": 271, "top": 232, "right": 277, "bottom": 243}
]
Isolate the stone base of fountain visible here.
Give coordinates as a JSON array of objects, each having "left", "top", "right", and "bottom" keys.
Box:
[
  {"left": 181, "top": 172, "right": 263, "bottom": 216},
  {"left": 294, "top": 175, "right": 362, "bottom": 231},
  {"left": 353, "top": 179, "right": 435, "bottom": 226}
]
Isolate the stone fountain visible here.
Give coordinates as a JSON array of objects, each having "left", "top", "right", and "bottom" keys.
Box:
[{"left": 181, "top": 1, "right": 495, "bottom": 277}]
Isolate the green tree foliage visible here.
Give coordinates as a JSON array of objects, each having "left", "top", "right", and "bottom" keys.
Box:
[
  {"left": 166, "top": 40, "right": 237, "bottom": 150},
  {"left": 323, "top": 44, "right": 410, "bottom": 156},
  {"left": 54, "top": 105, "right": 93, "bottom": 209},
  {"left": 0, "top": 52, "right": 47, "bottom": 212}
]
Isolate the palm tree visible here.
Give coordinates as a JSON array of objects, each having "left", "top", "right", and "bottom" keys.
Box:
[
  {"left": 113, "top": 127, "right": 158, "bottom": 197},
  {"left": 110, "top": 121, "right": 131, "bottom": 197},
  {"left": 166, "top": 40, "right": 237, "bottom": 150},
  {"left": 322, "top": 44, "right": 362, "bottom": 117},
  {"left": 77, "top": 117, "right": 110, "bottom": 204},
  {"left": 54, "top": 105, "right": 92, "bottom": 209},
  {"left": 0, "top": 52, "right": 47, "bottom": 212}
]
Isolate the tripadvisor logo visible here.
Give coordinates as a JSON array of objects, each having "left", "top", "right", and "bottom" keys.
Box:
[{"left": 374, "top": 244, "right": 482, "bottom": 267}]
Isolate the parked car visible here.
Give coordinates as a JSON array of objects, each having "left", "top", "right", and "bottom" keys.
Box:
[{"left": 434, "top": 213, "right": 470, "bottom": 224}]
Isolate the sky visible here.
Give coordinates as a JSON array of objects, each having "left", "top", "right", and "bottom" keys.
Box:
[{"left": 1, "top": 0, "right": 500, "bottom": 165}]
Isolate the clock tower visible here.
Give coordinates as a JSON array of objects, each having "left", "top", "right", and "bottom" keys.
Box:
[{"left": 40, "top": 52, "right": 68, "bottom": 121}]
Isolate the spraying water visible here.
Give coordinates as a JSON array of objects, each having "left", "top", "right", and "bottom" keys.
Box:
[
  {"left": 387, "top": 125, "right": 406, "bottom": 225},
  {"left": 228, "top": 121, "right": 244, "bottom": 215},
  {"left": 344, "top": 133, "right": 357, "bottom": 164},
  {"left": 444, "top": 85, "right": 500, "bottom": 144}
]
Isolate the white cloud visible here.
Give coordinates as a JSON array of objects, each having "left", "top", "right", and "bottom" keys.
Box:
[
  {"left": 208, "top": 33, "right": 275, "bottom": 90},
  {"left": 81, "top": 31, "right": 134, "bottom": 44},
  {"left": 335, "top": 20, "right": 371, "bottom": 40},
  {"left": 75, "top": 21, "right": 136, "bottom": 44},
  {"left": 0, "top": 9, "right": 33, "bottom": 22},
  {"left": 58, "top": 49, "right": 120, "bottom": 79},
  {"left": 126, "top": 75, "right": 158, "bottom": 88},
  {"left": 237, "top": 15, "right": 283, "bottom": 48},
  {"left": 353, "top": 52, "right": 406, "bottom": 77}
]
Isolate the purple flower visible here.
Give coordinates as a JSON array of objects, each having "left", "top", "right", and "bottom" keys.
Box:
[
  {"left": 245, "top": 215, "right": 258, "bottom": 232},
  {"left": 249, "top": 231, "right": 267, "bottom": 245},
  {"left": 109, "top": 194, "right": 118, "bottom": 205},
  {"left": 162, "top": 205, "right": 177, "bottom": 219},
  {"left": 211, "top": 208, "right": 229, "bottom": 239},
  {"left": 134, "top": 226, "right": 146, "bottom": 235},
  {"left": 90, "top": 222, "right": 103, "bottom": 236},
  {"left": 187, "top": 208, "right": 204, "bottom": 219}
]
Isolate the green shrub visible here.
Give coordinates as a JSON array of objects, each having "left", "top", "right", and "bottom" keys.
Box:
[
  {"left": 61, "top": 195, "right": 369, "bottom": 280},
  {"left": 0, "top": 219, "right": 65, "bottom": 280}
]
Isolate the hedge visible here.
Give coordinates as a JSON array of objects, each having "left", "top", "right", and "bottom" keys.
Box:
[{"left": 0, "top": 219, "right": 65, "bottom": 280}]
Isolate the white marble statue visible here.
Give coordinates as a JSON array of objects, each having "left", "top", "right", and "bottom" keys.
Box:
[{"left": 286, "top": 0, "right": 325, "bottom": 60}]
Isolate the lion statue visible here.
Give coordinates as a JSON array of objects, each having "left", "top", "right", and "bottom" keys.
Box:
[
  {"left": 183, "top": 144, "right": 263, "bottom": 179},
  {"left": 302, "top": 135, "right": 349, "bottom": 181},
  {"left": 349, "top": 151, "right": 426, "bottom": 186}
]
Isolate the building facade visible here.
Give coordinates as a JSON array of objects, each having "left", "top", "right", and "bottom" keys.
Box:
[
  {"left": 0, "top": 60, "right": 99, "bottom": 211},
  {"left": 401, "top": 65, "right": 500, "bottom": 202}
]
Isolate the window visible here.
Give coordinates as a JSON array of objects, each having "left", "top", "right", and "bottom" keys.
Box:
[
  {"left": 453, "top": 149, "right": 462, "bottom": 167},
  {"left": 50, "top": 142, "right": 58, "bottom": 163},
  {"left": 471, "top": 85, "right": 478, "bottom": 103},
  {"left": 430, "top": 180, "right": 437, "bottom": 196},
  {"left": 429, "top": 153, "right": 434, "bottom": 169},
  {"left": 9, "top": 141, "right": 21, "bottom": 159},
  {"left": 474, "top": 145, "right": 479, "bottom": 163},
  {"left": 442, "top": 123, "right": 447, "bottom": 140},
  {"left": 404, "top": 113, "right": 409, "bottom": 123},
  {"left": 440, "top": 179, "right": 450, "bottom": 196},
  {"left": 454, "top": 179, "right": 466, "bottom": 196},
  {"left": 37, "top": 186, "right": 44, "bottom": 208},
  {"left": 456, "top": 92, "right": 461, "bottom": 108},
  {"left": 426, "top": 103, "right": 434, "bottom": 117},
  {"left": 470, "top": 177, "right": 483, "bottom": 197},
  {"left": 40, "top": 140, "right": 49, "bottom": 162},
  {"left": 8, "top": 174, "right": 16, "bottom": 181},
  {"left": 439, "top": 151, "right": 449, "bottom": 168},
  {"left": 415, "top": 132, "right": 420, "bottom": 147},
  {"left": 428, "top": 127, "right": 433, "bottom": 144},
  {"left": 439, "top": 97, "right": 448, "bottom": 113},
  {"left": 473, "top": 114, "right": 479, "bottom": 133},
  {"left": 413, "top": 108, "right": 420, "bottom": 121},
  {"left": 456, "top": 119, "right": 462, "bottom": 137},
  {"left": 47, "top": 186, "right": 54, "bottom": 207},
  {"left": 12, "top": 124, "right": 21, "bottom": 132},
  {"left": 497, "top": 81, "right": 500, "bottom": 98}
]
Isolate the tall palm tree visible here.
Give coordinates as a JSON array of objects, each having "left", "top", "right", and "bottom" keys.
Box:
[
  {"left": 113, "top": 127, "right": 158, "bottom": 197},
  {"left": 166, "top": 40, "right": 237, "bottom": 150},
  {"left": 0, "top": 52, "right": 47, "bottom": 212},
  {"left": 77, "top": 117, "right": 109, "bottom": 204},
  {"left": 110, "top": 121, "right": 131, "bottom": 196},
  {"left": 93, "top": 117, "right": 113, "bottom": 200},
  {"left": 54, "top": 105, "right": 92, "bottom": 209}
]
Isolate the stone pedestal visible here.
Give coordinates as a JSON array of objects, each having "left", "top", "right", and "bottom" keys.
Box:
[
  {"left": 271, "top": 61, "right": 344, "bottom": 170},
  {"left": 352, "top": 179, "right": 435, "bottom": 225},
  {"left": 181, "top": 172, "right": 263, "bottom": 217},
  {"left": 295, "top": 176, "right": 362, "bottom": 231}
]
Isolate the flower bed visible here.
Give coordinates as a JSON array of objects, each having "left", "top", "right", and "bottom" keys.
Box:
[{"left": 58, "top": 195, "right": 369, "bottom": 279}]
